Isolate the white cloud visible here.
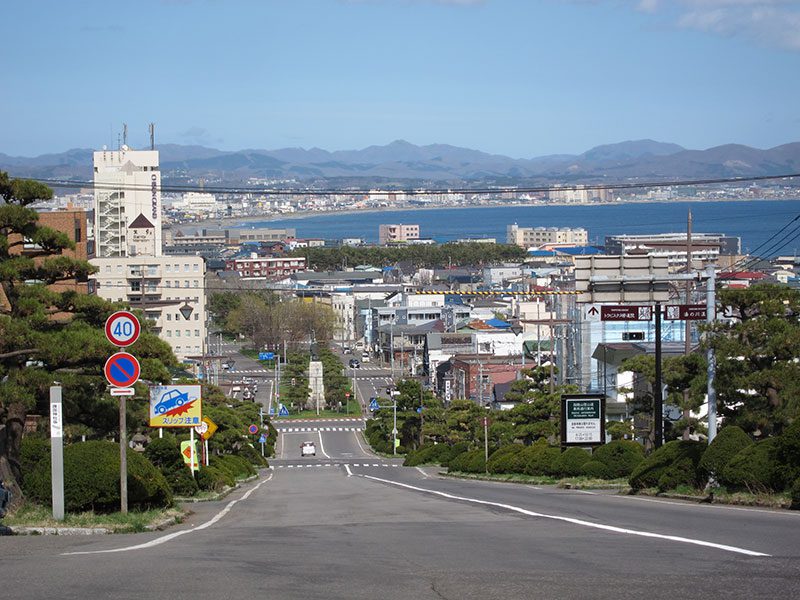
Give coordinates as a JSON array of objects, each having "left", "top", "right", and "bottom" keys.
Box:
[{"left": 574, "top": 1, "right": 800, "bottom": 51}]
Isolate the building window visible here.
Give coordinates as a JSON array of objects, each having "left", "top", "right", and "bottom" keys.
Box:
[
  {"left": 193, "top": 264, "right": 199, "bottom": 272},
  {"left": 166, "top": 330, "right": 171, "bottom": 337},
  {"left": 166, "top": 281, "right": 171, "bottom": 287},
  {"left": 195, "top": 330, "right": 200, "bottom": 337},
  {"left": 194, "top": 313, "right": 199, "bottom": 320},
  {"left": 175, "top": 330, "right": 180, "bottom": 337},
  {"left": 184, "top": 264, "right": 190, "bottom": 272},
  {"left": 193, "top": 280, "right": 199, "bottom": 288},
  {"left": 167, "top": 314, "right": 172, "bottom": 321},
  {"left": 184, "top": 281, "right": 190, "bottom": 288}
]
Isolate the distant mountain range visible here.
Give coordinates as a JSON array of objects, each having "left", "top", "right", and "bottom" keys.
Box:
[{"left": 2, "top": 139, "right": 799, "bottom": 185}]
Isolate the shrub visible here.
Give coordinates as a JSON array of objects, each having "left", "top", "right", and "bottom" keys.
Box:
[
  {"left": 404, "top": 444, "right": 447, "bottom": 466},
  {"left": 210, "top": 455, "right": 254, "bottom": 480},
  {"left": 144, "top": 437, "right": 200, "bottom": 497},
  {"left": 774, "top": 420, "right": 800, "bottom": 487},
  {"left": 720, "top": 438, "right": 782, "bottom": 493},
  {"left": 698, "top": 426, "right": 752, "bottom": 480},
  {"left": 237, "top": 444, "right": 269, "bottom": 467},
  {"left": 448, "top": 449, "right": 485, "bottom": 474},
  {"left": 790, "top": 478, "right": 800, "bottom": 510},
  {"left": 164, "top": 466, "right": 199, "bottom": 497},
  {"left": 581, "top": 460, "right": 611, "bottom": 479},
  {"left": 440, "top": 442, "right": 470, "bottom": 468},
  {"left": 555, "top": 448, "right": 591, "bottom": 477},
  {"left": 523, "top": 444, "right": 561, "bottom": 477},
  {"left": 26, "top": 441, "right": 172, "bottom": 512},
  {"left": 592, "top": 440, "right": 645, "bottom": 479},
  {"left": 19, "top": 436, "right": 50, "bottom": 489},
  {"left": 196, "top": 466, "right": 231, "bottom": 492},
  {"left": 487, "top": 444, "right": 525, "bottom": 474},
  {"left": 629, "top": 440, "right": 706, "bottom": 491}
]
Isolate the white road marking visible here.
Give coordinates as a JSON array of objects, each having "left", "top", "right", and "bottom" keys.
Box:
[
  {"left": 360, "top": 475, "right": 770, "bottom": 558},
  {"left": 345, "top": 464, "right": 353, "bottom": 477},
  {"left": 352, "top": 430, "right": 370, "bottom": 456},
  {"left": 416, "top": 467, "right": 430, "bottom": 478},
  {"left": 317, "top": 429, "right": 331, "bottom": 458},
  {"left": 63, "top": 474, "right": 273, "bottom": 556}
]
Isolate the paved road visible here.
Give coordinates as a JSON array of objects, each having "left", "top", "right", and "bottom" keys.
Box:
[{"left": 4, "top": 422, "right": 800, "bottom": 599}]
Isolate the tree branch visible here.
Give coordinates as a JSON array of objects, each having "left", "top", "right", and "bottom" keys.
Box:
[{"left": 0, "top": 348, "right": 39, "bottom": 359}]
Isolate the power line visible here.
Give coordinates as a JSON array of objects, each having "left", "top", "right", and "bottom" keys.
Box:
[
  {"left": 31, "top": 172, "right": 800, "bottom": 197},
  {"left": 721, "top": 213, "right": 800, "bottom": 273}
]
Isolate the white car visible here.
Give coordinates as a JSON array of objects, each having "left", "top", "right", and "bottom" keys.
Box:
[
  {"left": 361, "top": 352, "right": 370, "bottom": 363},
  {"left": 301, "top": 441, "right": 316, "bottom": 457}
]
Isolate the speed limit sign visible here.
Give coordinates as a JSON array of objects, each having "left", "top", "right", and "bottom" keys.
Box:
[{"left": 105, "top": 311, "right": 141, "bottom": 347}]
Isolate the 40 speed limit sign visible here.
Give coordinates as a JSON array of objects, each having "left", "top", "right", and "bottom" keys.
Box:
[{"left": 105, "top": 311, "right": 141, "bottom": 347}]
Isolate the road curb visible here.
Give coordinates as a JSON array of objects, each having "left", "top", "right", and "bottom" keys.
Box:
[{"left": 10, "top": 526, "right": 111, "bottom": 536}]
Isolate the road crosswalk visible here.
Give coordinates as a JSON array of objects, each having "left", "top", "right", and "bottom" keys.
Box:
[
  {"left": 276, "top": 426, "right": 364, "bottom": 432},
  {"left": 273, "top": 463, "right": 401, "bottom": 469}
]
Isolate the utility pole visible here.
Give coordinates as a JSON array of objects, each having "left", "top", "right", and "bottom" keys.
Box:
[
  {"left": 654, "top": 302, "right": 663, "bottom": 449},
  {"left": 706, "top": 263, "right": 717, "bottom": 443},
  {"left": 683, "top": 210, "right": 693, "bottom": 439}
]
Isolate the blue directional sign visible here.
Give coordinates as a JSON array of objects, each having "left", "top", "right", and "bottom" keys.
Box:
[
  {"left": 259, "top": 352, "right": 275, "bottom": 361},
  {"left": 369, "top": 398, "right": 380, "bottom": 411},
  {"left": 278, "top": 404, "right": 289, "bottom": 417}
]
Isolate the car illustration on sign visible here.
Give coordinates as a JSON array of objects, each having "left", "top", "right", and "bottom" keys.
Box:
[{"left": 155, "top": 389, "right": 189, "bottom": 414}]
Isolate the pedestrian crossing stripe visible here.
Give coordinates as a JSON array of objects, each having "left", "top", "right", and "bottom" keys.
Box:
[
  {"left": 276, "top": 463, "right": 401, "bottom": 468},
  {"left": 275, "top": 426, "right": 365, "bottom": 432}
]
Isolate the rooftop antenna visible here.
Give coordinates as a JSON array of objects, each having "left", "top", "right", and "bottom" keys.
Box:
[
  {"left": 149, "top": 122, "right": 155, "bottom": 150},
  {"left": 117, "top": 132, "right": 121, "bottom": 150},
  {"left": 123, "top": 123, "right": 128, "bottom": 147}
]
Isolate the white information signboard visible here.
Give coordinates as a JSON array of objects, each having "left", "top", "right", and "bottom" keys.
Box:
[{"left": 561, "top": 394, "right": 605, "bottom": 446}]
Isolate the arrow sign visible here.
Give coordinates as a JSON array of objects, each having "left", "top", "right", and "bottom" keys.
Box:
[
  {"left": 105, "top": 311, "right": 140, "bottom": 347},
  {"left": 104, "top": 352, "right": 140, "bottom": 388}
]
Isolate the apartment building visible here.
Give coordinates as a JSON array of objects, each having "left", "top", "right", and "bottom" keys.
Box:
[
  {"left": 379, "top": 223, "right": 420, "bottom": 245},
  {"left": 507, "top": 224, "right": 588, "bottom": 248},
  {"left": 225, "top": 254, "right": 307, "bottom": 279},
  {"left": 604, "top": 233, "right": 741, "bottom": 272}
]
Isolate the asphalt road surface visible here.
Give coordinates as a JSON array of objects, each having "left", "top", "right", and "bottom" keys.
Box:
[{"left": 4, "top": 421, "right": 800, "bottom": 599}]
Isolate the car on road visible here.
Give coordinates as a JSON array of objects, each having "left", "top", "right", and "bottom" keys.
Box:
[
  {"left": 361, "top": 352, "right": 370, "bottom": 363},
  {"left": 155, "top": 389, "right": 189, "bottom": 414},
  {"left": 301, "top": 441, "right": 316, "bottom": 457},
  {"left": 349, "top": 358, "right": 361, "bottom": 368}
]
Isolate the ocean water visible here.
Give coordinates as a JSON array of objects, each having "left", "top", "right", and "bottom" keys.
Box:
[{"left": 235, "top": 199, "right": 800, "bottom": 256}]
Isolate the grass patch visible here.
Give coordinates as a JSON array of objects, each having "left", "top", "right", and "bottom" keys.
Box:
[
  {"left": 635, "top": 486, "right": 793, "bottom": 509},
  {"left": 275, "top": 403, "right": 362, "bottom": 420},
  {"left": 4, "top": 504, "right": 185, "bottom": 533},
  {"left": 444, "top": 471, "right": 629, "bottom": 489}
]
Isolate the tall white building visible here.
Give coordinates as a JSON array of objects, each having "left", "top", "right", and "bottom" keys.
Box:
[
  {"left": 507, "top": 224, "right": 588, "bottom": 248},
  {"left": 94, "top": 147, "right": 162, "bottom": 258},
  {"left": 90, "top": 146, "right": 206, "bottom": 361}
]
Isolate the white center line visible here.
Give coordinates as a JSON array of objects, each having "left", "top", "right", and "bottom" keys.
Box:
[
  {"left": 345, "top": 464, "right": 353, "bottom": 477},
  {"left": 360, "top": 475, "right": 770, "bottom": 558},
  {"left": 63, "top": 474, "right": 273, "bottom": 556},
  {"left": 317, "top": 430, "right": 331, "bottom": 458}
]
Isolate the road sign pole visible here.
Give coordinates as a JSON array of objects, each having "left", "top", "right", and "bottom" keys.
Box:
[
  {"left": 393, "top": 402, "right": 397, "bottom": 456},
  {"left": 484, "top": 416, "right": 489, "bottom": 474},
  {"left": 190, "top": 427, "right": 196, "bottom": 477},
  {"left": 49, "top": 386, "right": 64, "bottom": 521},
  {"left": 119, "top": 393, "right": 128, "bottom": 514},
  {"left": 654, "top": 302, "right": 663, "bottom": 450}
]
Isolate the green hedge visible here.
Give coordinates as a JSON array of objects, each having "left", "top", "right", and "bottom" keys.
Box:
[
  {"left": 448, "top": 449, "right": 486, "bottom": 474},
  {"left": 592, "top": 440, "right": 644, "bottom": 479},
  {"left": 19, "top": 436, "right": 50, "bottom": 490},
  {"left": 629, "top": 440, "right": 706, "bottom": 491},
  {"left": 774, "top": 420, "right": 800, "bottom": 488},
  {"left": 440, "top": 442, "right": 470, "bottom": 468},
  {"left": 555, "top": 448, "right": 591, "bottom": 477},
  {"left": 581, "top": 460, "right": 611, "bottom": 479},
  {"left": 144, "top": 437, "right": 198, "bottom": 497},
  {"left": 523, "top": 443, "right": 561, "bottom": 477},
  {"left": 487, "top": 444, "right": 526, "bottom": 474},
  {"left": 404, "top": 444, "right": 453, "bottom": 467},
  {"left": 720, "top": 438, "right": 782, "bottom": 493},
  {"left": 698, "top": 426, "right": 752, "bottom": 480},
  {"left": 196, "top": 466, "right": 232, "bottom": 492},
  {"left": 26, "top": 441, "right": 172, "bottom": 512},
  {"left": 790, "top": 478, "right": 800, "bottom": 510}
]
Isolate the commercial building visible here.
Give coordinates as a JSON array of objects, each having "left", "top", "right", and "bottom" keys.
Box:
[
  {"left": 225, "top": 254, "right": 307, "bottom": 280},
  {"left": 92, "top": 255, "right": 206, "bottom": 360},
  {"left": 604, "top": 233, "right": 741, "bottom": 272},
  {"left": 93, "top": 147, "right": 163, "bottom": 258},
  {"left": 379, "top": 223, "right": 420, "bottom": 245},
  {"left": 90, "top": 146, "right": 206, "bottom": 361},
  {"left": 8, "top": 207, "right": 90, "bottom": 294},
  {"left": 507, "top": 224, "right": 588, "bottom": 248}
]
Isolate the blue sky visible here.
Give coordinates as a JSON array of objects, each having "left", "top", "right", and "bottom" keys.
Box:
[{"left": 2, "top": 0, "right": 799, "bottom": 157}]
